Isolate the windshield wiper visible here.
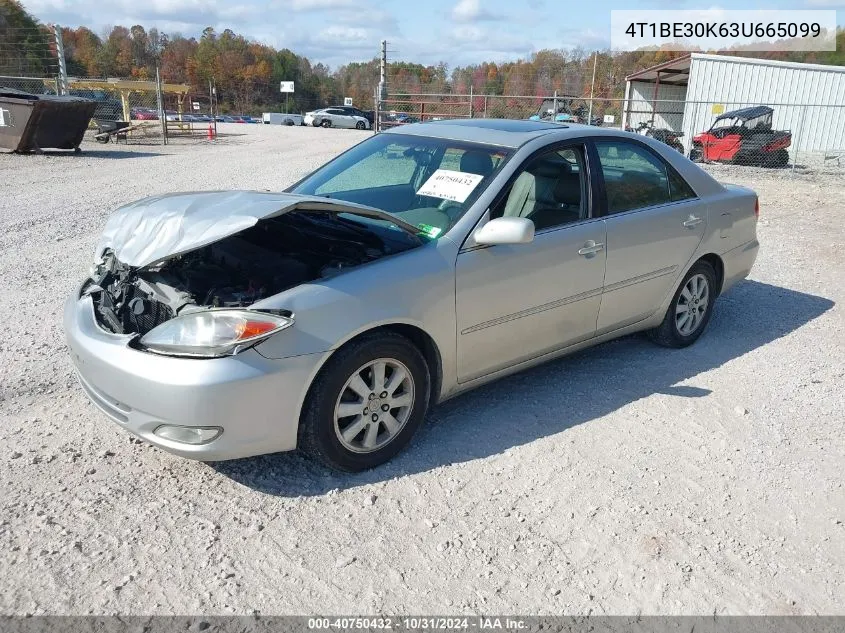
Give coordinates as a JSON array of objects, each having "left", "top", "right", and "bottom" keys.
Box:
[
  {"left": 342, "top": 211, "right": 429, "bottom": 242},
  {"left": 314, "top": 195, "right": 428, "bottom": 242}
]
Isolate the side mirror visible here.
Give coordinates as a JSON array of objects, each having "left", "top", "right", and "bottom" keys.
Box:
[{"left": 473, "top": 217, "right": 535, "bottom": 246}]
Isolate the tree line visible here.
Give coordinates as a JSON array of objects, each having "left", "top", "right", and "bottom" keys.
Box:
[{"left": 2, "top": 0, "right": 844, "bottom": 114}]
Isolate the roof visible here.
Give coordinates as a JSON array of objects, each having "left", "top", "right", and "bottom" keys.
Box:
[
  {"left": 625, "top": 55, "right": 692, "bottom": 85},
  {"left": 715, "top": 105, "right": 773, "bottom": 121},
  {"left": 627, "top": 52, "right": 845, "bottom": 85},
  {"left": 691, "top": 52, "right": 845, "bottom": 74},
  {"left": 383, "top": 118, "right": 567, "bottom": 148}
]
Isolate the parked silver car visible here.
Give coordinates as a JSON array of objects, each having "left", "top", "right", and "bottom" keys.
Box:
[{"left": 65, "top": 119, "right": 759, "bottom": 471}]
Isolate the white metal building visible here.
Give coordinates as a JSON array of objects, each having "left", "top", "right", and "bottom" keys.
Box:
[{"left": 622, "top": 53, "right": 845, "bottom": 156}]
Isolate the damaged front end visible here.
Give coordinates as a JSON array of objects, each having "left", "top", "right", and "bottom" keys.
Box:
[{"left": 83, "top": 201, "right": 422, "bottom": 357}]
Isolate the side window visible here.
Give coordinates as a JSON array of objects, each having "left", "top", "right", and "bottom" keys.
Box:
[
  {"left": 491, "top": 146, "right": 587, "bottom": 231},
  {"left": 668, "top": 166, "right": 697, "bottom": 201},
  {"left": 595, "top": 141, "right": 671, "bottom": 214}
]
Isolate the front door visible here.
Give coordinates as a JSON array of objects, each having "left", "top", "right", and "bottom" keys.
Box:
[{"left": 455, "top": 145, "right": 607, "bottom": 382}]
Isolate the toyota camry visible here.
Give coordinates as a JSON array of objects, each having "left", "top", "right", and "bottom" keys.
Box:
[{"left": 65, "top": 119, "right": 759, "bottom": 471}]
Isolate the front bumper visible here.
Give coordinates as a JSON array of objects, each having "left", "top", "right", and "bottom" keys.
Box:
[{"left": 64, "top": 294, "right": 327, "bottom": 461}]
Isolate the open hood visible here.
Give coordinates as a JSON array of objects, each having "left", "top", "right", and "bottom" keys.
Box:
[{"left": 95, "top": 190, "right": 421, "bottom": 268}]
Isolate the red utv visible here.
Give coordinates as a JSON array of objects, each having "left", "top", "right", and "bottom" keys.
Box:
[{"left": 691, "top": 106, "right": 791, "bottom": 168}]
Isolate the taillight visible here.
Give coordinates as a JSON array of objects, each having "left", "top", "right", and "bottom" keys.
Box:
[{"left": 754, "top": 197, "right": 759, "bottom": 219}]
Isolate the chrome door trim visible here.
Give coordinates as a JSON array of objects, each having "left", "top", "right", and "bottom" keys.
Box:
[
  {"left": 460, "top": 287, "right": 603, "bottom": 335},
  {"left": 602, "top": 265, "right": 678, "bottom": 293},
  {"left": 451, "top": 312, "right": 658, "bottom": 390}
]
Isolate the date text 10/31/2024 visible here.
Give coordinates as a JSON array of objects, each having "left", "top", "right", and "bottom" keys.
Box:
[{"left": 307, "top": 617, "right": 529, "bottom": 630}]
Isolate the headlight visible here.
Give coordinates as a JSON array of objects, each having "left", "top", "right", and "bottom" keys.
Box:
[{"left": 139, "top": 309, "right": 293, "bottom": 358}]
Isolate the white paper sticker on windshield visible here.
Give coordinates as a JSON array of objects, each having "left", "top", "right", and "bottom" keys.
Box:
[{"left": 417, "top": 169, "right": 484, "bottom": 203}]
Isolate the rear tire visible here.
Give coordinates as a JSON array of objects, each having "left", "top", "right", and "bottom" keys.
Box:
[
  {"left": 767, "top": 149, "right": 789, "bottom": 168},
  {"left": 647, "top": 261, "right": 717, "bottom": 348},
  {"left": 299, "top": 332, "right": 430, "bottom": 472}
]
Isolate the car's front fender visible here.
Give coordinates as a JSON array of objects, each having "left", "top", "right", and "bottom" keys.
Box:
[{"left": 250, "top": 238, "right": 461, "bottom": 398}]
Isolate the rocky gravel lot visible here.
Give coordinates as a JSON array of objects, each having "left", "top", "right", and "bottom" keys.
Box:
[{"left": 0, "top": 124, "right": 843, "bottom": 615}]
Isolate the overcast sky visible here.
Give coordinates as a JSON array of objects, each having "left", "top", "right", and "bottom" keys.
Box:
[{"left": 20, "top": 0, "right": 845, "bottom": 69}]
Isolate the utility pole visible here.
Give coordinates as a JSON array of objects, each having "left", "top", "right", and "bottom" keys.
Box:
[
  {"left": 156, "top": 64, "right": 166, "bottom": 144},
  {"left": 379, "top": 40, "right": 388, "bottom": 101},
  {"left": 53, "top": 24, "right": 68, "bottom": 95},
  {"left": 156, "top": 64, "right": 167, "bottom": 145},
  {"left": 376, "top": 39, "right": 387, "bottom": 131},
  {"left": 588, "top": 51, "right": 598, "bottom": 124}
]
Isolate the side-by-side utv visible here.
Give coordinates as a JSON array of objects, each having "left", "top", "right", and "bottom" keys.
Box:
[{"left": 691, "top": 106, "right": 791, "bottom": 168}]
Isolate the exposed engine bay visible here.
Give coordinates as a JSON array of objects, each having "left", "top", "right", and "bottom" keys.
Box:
[{"left": 87, "top": 211, "right": 417, "bottom": 336}]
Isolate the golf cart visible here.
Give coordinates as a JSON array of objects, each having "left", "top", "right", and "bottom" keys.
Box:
[
  {"left": 691, "top": 106, "right": 791, "bottom": 167},
  {"left": 528, "top": 98, "right": 582, "bottom": 124}
]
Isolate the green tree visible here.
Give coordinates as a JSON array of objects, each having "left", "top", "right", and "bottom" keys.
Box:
[{"left": 0, "top": 0, "right": 54, "bottom": 77}]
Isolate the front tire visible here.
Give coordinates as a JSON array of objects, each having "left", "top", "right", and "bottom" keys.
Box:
[
  {"left": 320, "top": 119, "right": 332, "bottom": 128},
  {"left": 355, "top": 121, "right": 366, "bottom": 130},
  {"left": 689, "top": 143, "right": 703, "bottom": 162},
  {"left": 647, "top": 261, "right": 717, "bottom": 348},
  {"left": 299, "top": 332, "right": 431, "bottom": 472}
]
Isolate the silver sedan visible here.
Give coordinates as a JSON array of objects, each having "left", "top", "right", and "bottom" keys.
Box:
[{"left": 65, "top": 119, "right": 759, "bottom": 471}]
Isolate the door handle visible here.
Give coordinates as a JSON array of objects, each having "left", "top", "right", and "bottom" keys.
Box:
[
  {"left": 683, "top": 215, "right": 703, "bottom": 228},
  {"left": 578, "top": 241, "right": 605, "bottom": 256}
]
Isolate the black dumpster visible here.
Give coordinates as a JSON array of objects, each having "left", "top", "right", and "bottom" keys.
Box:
[{"left": 0, "top": 88, "right": 97, "bottom": 153}]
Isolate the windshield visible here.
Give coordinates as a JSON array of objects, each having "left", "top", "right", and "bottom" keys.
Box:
[{"left": 288, "top": 133, "right": 510, "bottom": 238}]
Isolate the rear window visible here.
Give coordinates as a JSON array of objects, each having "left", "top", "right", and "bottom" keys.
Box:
[
  {"left": 596, "top": 141, "right": 696, "bottom": 213},
  {"left": 595, "top": 141, "right": 671, "bottom": 213}
]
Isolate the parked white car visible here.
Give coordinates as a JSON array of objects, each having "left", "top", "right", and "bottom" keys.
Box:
[{"left": 304, "top": 108, "right": 370, "bottom": 130}]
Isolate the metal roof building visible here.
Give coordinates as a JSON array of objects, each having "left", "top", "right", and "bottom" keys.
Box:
[{"left": 622, "top": 53, "right": 845, "bottom": 157}]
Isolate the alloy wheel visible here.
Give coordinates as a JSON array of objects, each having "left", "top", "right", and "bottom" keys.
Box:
[
  {"left": 675, "top": 273, "right": 710, "bottom": 336},
  {"left": 334, "top": 358, "right": 415, "bottom": 454}
]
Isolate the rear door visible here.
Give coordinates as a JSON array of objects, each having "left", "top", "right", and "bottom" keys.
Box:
[
  {"left": 328, "top": 109, "right": 354, "bottom": 128},
  {"left": 592, "top": 139, "right": 706, "bottom": 333}
]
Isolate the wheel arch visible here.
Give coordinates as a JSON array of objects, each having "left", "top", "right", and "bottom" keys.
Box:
[
  {"left": 697, "top": 252, "right": 725, "bottom": 297},
  {"left": 302, "top": 322, "right": 444, "bottom": 415}
]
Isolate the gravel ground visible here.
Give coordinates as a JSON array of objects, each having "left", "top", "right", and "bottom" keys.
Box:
[{"left": 0, "top": 124, "right": 843, "bottom": 616}]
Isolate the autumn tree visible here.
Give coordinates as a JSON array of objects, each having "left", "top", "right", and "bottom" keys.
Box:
[
  {"left": 0, "top": 0, "right": 54, "bottom": 76},
  {"left": 7, "top": 1, "right": 843, "bottom": 115}
]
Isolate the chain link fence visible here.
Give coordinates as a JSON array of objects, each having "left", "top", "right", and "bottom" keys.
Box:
[
  {"left": 623, "top": 97, "right": 845, "bottom": 174},
  {"left": 377, "top": 92, "right": 845, "bottom": 175}
]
